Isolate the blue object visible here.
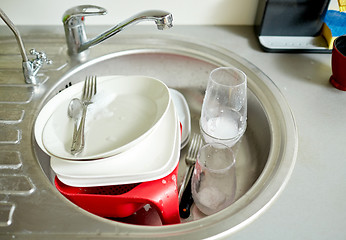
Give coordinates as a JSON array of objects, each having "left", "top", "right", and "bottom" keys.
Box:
[{"left": 324, "top": 10, "right": 346, "bottom": 36}]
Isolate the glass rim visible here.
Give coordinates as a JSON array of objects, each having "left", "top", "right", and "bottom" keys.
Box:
[
  {"left": 196, "top": 143, "right": 236, "bottom": 173},
  {"left": 209, "top": 66, "right": 247, "bottom": 88}
]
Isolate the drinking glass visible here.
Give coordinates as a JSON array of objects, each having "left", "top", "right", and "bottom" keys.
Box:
[
  {"left": 191, "top": 143, "right": 236, "bottom": 215},
  {"left": 200, "top": 67, "right": 247, "bottom": 147}
]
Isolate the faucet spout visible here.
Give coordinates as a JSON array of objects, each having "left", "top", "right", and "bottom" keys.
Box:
[
  {"left": 82, "top": 10, "right": 173, "bottom": 52},
  {"left": 63, "top": 6, "right": 173, "bottom": 60}
]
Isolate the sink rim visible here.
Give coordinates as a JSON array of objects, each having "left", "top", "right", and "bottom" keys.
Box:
[{"left": 33, "top": 34, "right": 298, "bottom": 238}]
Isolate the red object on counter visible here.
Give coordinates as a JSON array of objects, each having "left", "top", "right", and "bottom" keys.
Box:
[
  {"left": 330, "top": 35, "right": 346, "bottom": 91},
  {"left": 55, "top": 163, "right": 180, "bottom": 225}
]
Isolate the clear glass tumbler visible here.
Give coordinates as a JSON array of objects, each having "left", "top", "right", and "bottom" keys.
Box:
[
  {"left": 200, "top": 67, "right": 247, "bottom": 147},
  {"left": 191, "top": 143, "right": 236, "bottom": 215}
]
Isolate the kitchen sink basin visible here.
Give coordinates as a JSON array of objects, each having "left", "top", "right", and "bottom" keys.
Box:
[{"left": 0, "top": 31, "right": 297, "bottom": 239}]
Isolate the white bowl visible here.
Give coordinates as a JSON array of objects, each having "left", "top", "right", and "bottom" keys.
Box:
[
  {"left": 35, "top": 75, "right": 171, "bottom": 160},
  {"left": 51, "top": 99, "right": 180, "bottom": 186}
]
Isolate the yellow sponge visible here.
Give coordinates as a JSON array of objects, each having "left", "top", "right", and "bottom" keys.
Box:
[
  {"left": 322, "top": 10, "right": 346, "bottom": 49},
  {"left": 322, "top": 24, "right": 335, "bottom": 49},
  {"left": 339, "top": 0, "right": 346, "bottom": 12}
]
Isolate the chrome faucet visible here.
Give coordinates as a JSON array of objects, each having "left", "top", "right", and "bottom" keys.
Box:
[
  {"left": 63, "top": 5, "right": 173, "bottom": 60},
  {"left": 0, "top": 8, "right": 51, "bottom": 85}
]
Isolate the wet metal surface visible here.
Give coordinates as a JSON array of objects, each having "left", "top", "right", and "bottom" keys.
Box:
[{"left": 0, "top": 30, "right": 297, "bottom": 239}]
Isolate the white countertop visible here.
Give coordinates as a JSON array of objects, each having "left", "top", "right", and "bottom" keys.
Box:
[{"left": 162, "top": 26, "right": 346, "bottom": 239}]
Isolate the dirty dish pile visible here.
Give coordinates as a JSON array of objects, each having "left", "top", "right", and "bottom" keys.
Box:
[
  {"left": 39, "top": 75, "right": 171, "bottom": 160},
  {"left": 34, "top": 75, "right": 189, "bottom": 225}
]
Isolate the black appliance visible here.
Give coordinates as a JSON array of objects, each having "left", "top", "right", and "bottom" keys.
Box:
[{"left": 255, "top": 0, "right": 331, "bottom": 52}]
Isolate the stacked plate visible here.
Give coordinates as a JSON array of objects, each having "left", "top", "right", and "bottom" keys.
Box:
[{"left": 34, "top": 75, "right": 190, "bottom": 187}]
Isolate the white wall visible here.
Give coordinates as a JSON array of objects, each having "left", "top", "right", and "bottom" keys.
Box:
[{"left": 1, "top": 0, "right": 259, "bottom": 26}]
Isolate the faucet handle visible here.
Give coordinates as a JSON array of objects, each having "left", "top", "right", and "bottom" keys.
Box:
[
  {"left": 22, "top": 49, "right": 52, "bottom": 85},
  {"left": 29, "top": 49, "right": 52, "bottom": 68},
  {"left": 63, "top": 5, "right": 107, "bottom": 25}
]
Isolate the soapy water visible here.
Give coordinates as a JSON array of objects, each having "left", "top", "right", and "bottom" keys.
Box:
[
  {"left": 195, "top": 187, "right": 226, "bottom": 212},
  {"left": 171, "top": 174, "right": 176, "bottom": 183},
  {"left": 87, "top": 91, "right": 117, "bottom": 115},
  {"left": 202, "top": 110, "right": 242, "bottom": 139},
  {"left": 85, "top": 91, "right": 117, "bottom": 129},
  {"left": 85, "top": 90, "right": 156, "bottom": 132},
  {"left": 143, "top": 204, "right": 151, "bottom": 212},
  {"left": 76, "top": 89, "right": 157, "bottom": 153}
]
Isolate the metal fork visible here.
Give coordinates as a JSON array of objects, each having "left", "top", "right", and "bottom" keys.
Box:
[
  {"left": 71, "top": 76, "right": 97, "bottom": 156},
  {"left": 178, "top": 133, "right": 203, "bottom": 200}
]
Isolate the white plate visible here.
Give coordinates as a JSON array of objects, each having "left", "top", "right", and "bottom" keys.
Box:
[
  {"left": 36, "top": 75, "right": 170, "bottom": 160},
  {"left": 51, "top": 99, "right": 181, "bottom": 186},
  {"left": 170, "top": 89, "right": 191, "bottom": 148}
]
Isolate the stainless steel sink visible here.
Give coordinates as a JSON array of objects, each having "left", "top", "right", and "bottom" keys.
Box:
[{"left": 0, "top": 31, "right": 297, "bottom": 239}]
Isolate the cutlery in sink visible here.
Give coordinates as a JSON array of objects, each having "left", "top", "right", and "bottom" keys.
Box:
[
  {"left": 68, "top": 98, "right": 83, "bottom": 143},
  {"left": 71, "top": 76, "right": 97, "bottom": 156},
  {"left": 179, "top": 133, "right": 203, "bottom": 218}
]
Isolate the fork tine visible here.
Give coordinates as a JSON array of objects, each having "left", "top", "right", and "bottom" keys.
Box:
[
  {"left": 195, "top": 135, "right": 203, "bottom": 157},
  {"left": 82, "top": 76, "right": 97, "bottom": 102},
  {"left": 87, "top": 77, "right": 92, "bottom": 100},
  {"left": 90, "top": 76, "right": 94, "bottom": 100},
  {"left": 192, "top": 134, "right": 202, "bottom": 159},
  {"left": 82, "top": 77, "right": 88, "bottom": 101},
  {"left": 187, "top": 133, "right": 203, "bottom": 160},
  {"left": 187, "top": 134, "right": 197, "bottom": 157},
  {"left": 87, "top": 76, "right": 97, "bottom": 101},
  {"left": 92, "top": 76, "right": 97, "bottom": 95},
  {"left": 190, "top": 136, "right": 199, "bottom": 158}
]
